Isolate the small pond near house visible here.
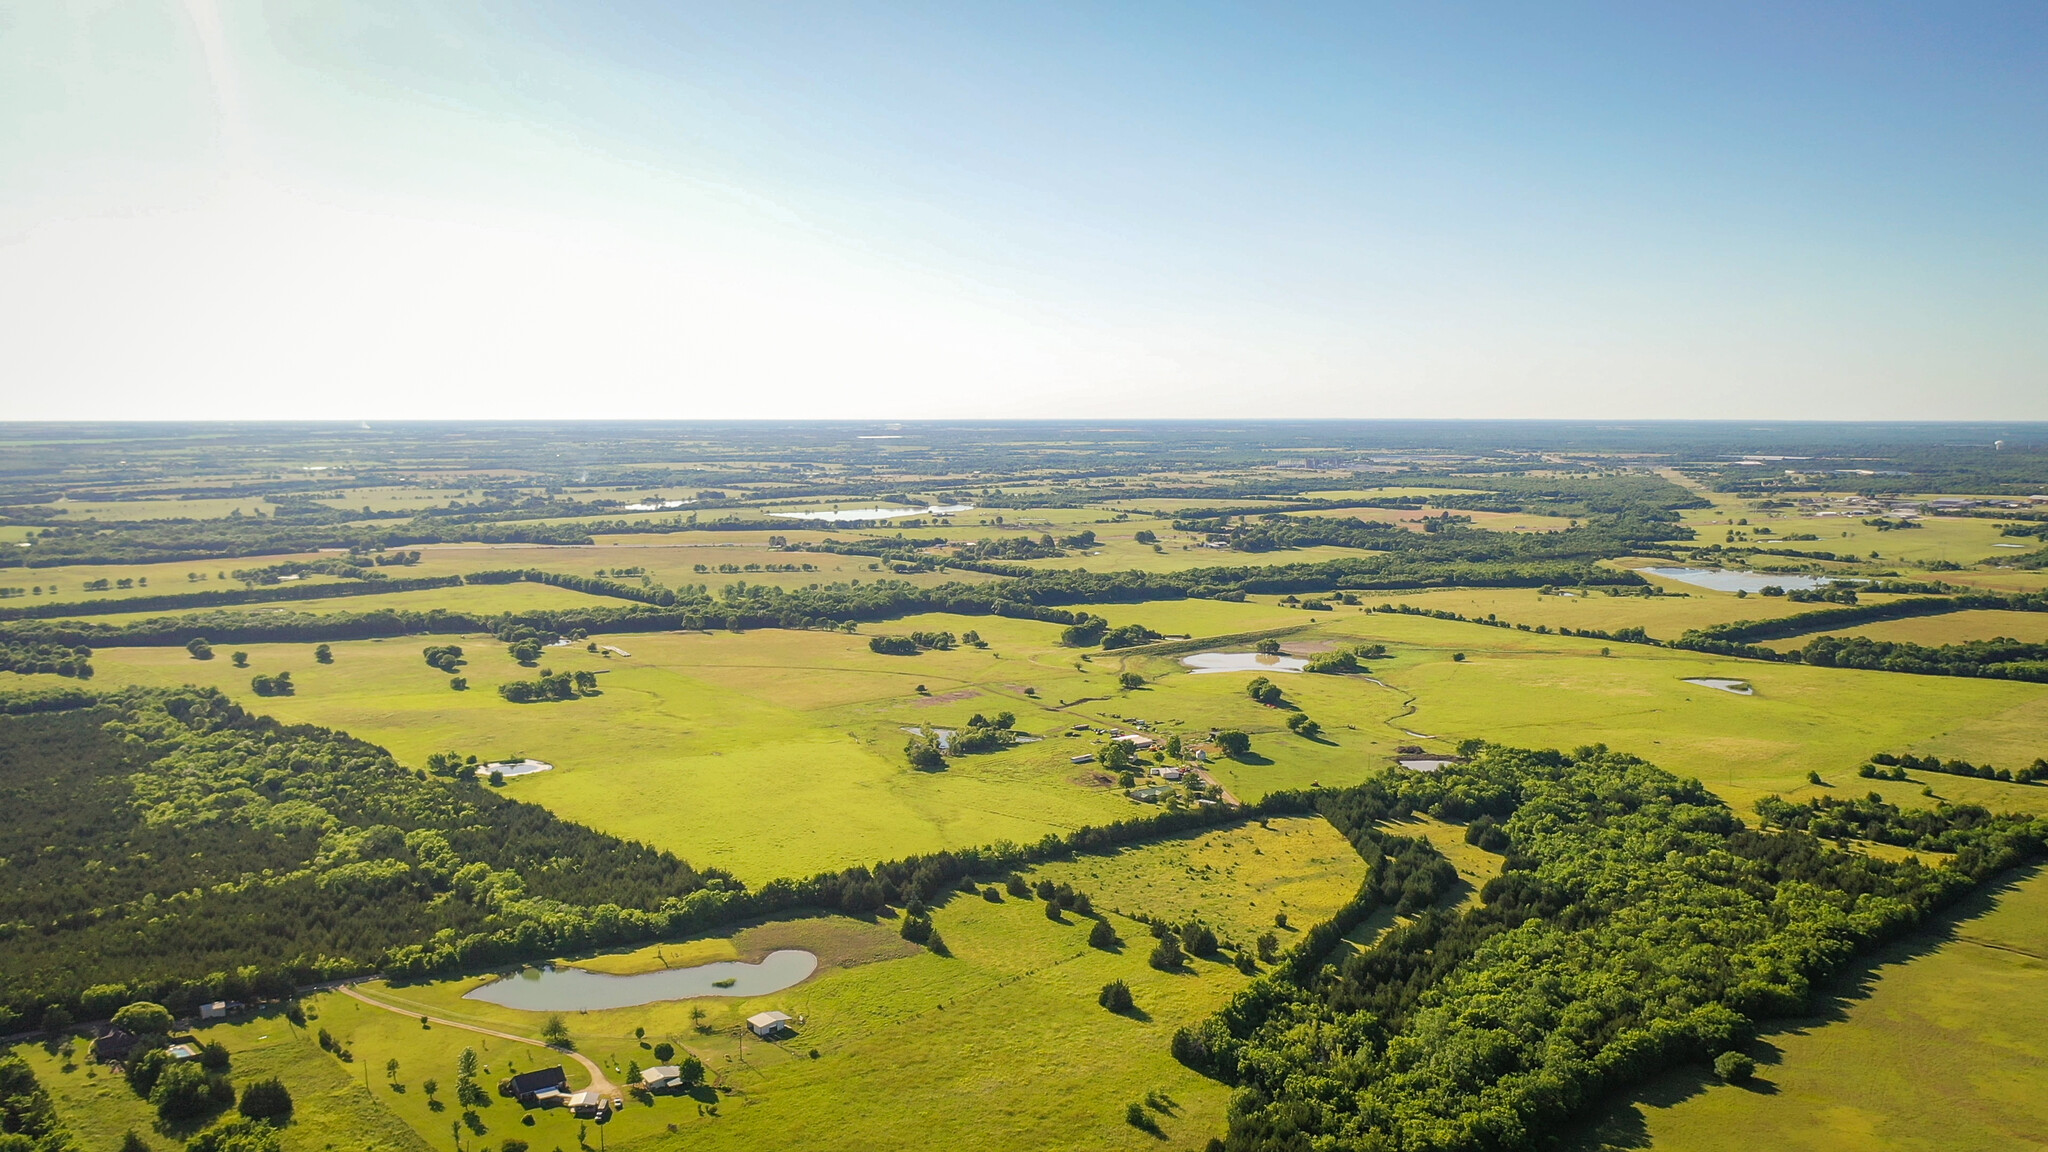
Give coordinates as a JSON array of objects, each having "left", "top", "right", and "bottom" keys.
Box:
[
  {"left": 1181, "top": 652, "right": 1309, "bottom": 674},
  {"left": 464, "top": 950, "right": 819, "bottom": 1011},
  {"left": 1641, "top": 567, "right": 1846, "bottom": 594},
  {"left": 476, "top": 759, "right": 554, "bottom": 779}
]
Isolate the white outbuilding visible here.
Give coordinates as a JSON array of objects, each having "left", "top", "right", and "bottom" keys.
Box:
[{"left": 746, "top": 1010, "right": 793, "bottom": 1038}]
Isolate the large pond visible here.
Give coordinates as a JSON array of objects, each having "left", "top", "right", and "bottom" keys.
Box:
[
  {"left": 770, "top": 504, "right": 974, "bottom": 523},
  {"left": 1641, "top": 567, "right": 1848, "bottom": 594},
  {"left": 463, "top": 950, "right": 819, "bottom": 1011},
  {"left": 1181, "top": 652, "right": 1309, "bottom": 674}
]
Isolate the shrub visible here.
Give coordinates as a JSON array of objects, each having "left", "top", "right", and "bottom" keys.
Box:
[
  {"left": 1149, "top": 934, "right": 1185, "bottom": 971},
  {"left": 867, "top": 635, "right": 920, "bottom": 656},
  {"left": 1714, "top": 1050, "right": 1756, "bottom": 1083},
  {"left": 198, "top": 1042, "right": 230, "bottom": 1071},
  {"left": 1245, "top": 676, "right": 1282, "bottom": 705},
  {"left": 184, "top": 1118, "right": 282, "bottom": 1152},
  {"left": 119, "top": 1131, "right": 151, "bottom": 1152},
  {"left": 1098, "top": 980, "right": 1134, "bottom": 1013},
  {"left": 1089, "top": 919, "right": 1120, "bottom": 950},
  {"left": 237, "top": 1078, "right": 293, "bottom": 1121},
  {"left": 1004, "top": 874, "right": 1029, "bottom": 898},
  {"left": 1117, "top": 672, "right": 1144, "bottom": 690}
]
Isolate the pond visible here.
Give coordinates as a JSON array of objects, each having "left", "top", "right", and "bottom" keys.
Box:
[
  {"left": 770, "top": 504, "right": 974, "bottom": 523},
  {"left": 463, "top": 950, "right": 819, "bottom": 1011},
  {"left": 1682, "top": 678, "right": 1755, "bottom": 695},
  {"left": 1641, "top": 567, "right": 1847, "bottom": 594},
  {"left": 1397, "top": 758, "right": 1458, "bottom": 772},
  {"left": 476, "top": 759, "right": 553, "bottom": 779},
  {"left": 1181, "top": 652, "right": 1309, "bottom": 674}
]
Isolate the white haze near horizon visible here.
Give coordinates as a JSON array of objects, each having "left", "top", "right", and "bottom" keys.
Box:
[{"left": 1, "top": 2, "right": 2043, "bottom": 421}]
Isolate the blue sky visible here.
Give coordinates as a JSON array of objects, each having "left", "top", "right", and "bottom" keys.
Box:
[{"left": 1, "top": 1, "right": 2042, "bottom": 418}]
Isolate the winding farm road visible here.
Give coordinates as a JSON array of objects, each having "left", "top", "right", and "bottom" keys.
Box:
[{"left": 338, "top": 984, "right": 618, "bottom": 1096}]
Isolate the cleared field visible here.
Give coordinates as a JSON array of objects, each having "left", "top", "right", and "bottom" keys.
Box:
[
  {"left": 80, "top": 579, "right": 627, "bottom": 622},
  {"left": 22, "top": 495, "right": 282, "bottom": 520},
  {"left": 1780, "top": 608, "right": 2048, "bottom": 647},
  {"left": 291, "top": 820, "right": 1352, "bottom": 1152},
  {"left": 89, "top": 616, "right": 1147, "bottom": 884},
  {"left": 397, "top": 536, "right": 1003, "bottom": 591},
  {"left": 0, "top": 553, "right": 341, "bottom": 601},
  {"left": 1290, "top": 505, "right": 1575, "bottom": 533},
  {"left": 1349, "top": 584, "right": 1817, "bottom": 637},
  {"left": 1029, "top": 815, "right": 1367, "bottom": 942},
  {"left": 1572, "top": 865, "right": 2048, "bottom": 1152},
  {"left": 1303, "top": 611, "right": 2048, "bottom": 817}
]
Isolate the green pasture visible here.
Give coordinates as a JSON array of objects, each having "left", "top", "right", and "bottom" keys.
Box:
[
  {"left": 1028, "top": 815, "right": 1367, "bottom": 943},
  {"left": 89, "top": 618, "right": 1150, "bottom": 883},
  {"left": 1780, "top": 608, "right": 2048, "bottom": 647},
  {"left": 306, "top": 820, "right": 1352, "bottom": 1152},
  {"left": 1573, "top": 864, "right": 2048, "bottom": 1152},
  {"left": 1298, "top": 611, "right": 2048, "bottom": 816},
  {"left": 0, "top": 554, "right": 342, "bottom": 602},
  {"left": 23, "top": 495, "right": 282, "bottom": 521},
  {"left": 81, "top": 579, "right": 627, "bottom": 623},
  {"left": 1349, "top": 584, "right": 1813, "bottom": 638}
]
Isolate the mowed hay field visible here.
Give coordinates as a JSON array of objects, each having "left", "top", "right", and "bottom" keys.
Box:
[
  {"left": 1784, "top": 608, "right": 2048, "bottom": 647},
  {"left": 294, "top": 817, "right": 1364, "bottom": 1152},
  {"left": 1571, "top": 865, "right": 2048, "bottom": 1152}
]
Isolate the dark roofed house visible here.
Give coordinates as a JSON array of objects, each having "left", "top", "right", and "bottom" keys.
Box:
[
  {"left": 93, "top": 1028, "right": 139, "bottom": 1065},
  {"left": 504, "top": 1066, "right": 570, "bottom": 1107}
]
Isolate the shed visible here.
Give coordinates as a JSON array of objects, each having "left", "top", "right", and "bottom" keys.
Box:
[
  {"left": 641, "top": 1065, "right": 683, "bottom": 1091},
  {"left": 1069, "top": 754, "right": 1094, "bottom": 765},
  {"left": 199, "top": 1001, "right": 229, "bottom": 1021},
  {"left": 1114, "top": 734, "right": 1156, "bottom": 749},
  {"left": 747, "top": 1010, "right": 793, "bottom": 1038}
]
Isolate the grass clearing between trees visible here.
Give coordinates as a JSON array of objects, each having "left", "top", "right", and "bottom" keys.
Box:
[{"left": 1572, "top": 864, "right": 2048, "bottom": 1152}]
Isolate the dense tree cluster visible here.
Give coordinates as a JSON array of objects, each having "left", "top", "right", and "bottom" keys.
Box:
[
  {"left": 0, "top": 642, "right": 92, "bottom": 679},
  {"left": 1178, "top": 745, "right": 2045, "bottom": 1152},
  {"left": 0, "top": 689, "right": 720, "bottom": 1022},
  {"left": 0, "top": 1053, "right": 69, "bottom": 1152}
]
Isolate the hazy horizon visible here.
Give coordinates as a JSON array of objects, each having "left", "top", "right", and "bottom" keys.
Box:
[{"left": 4, "top": 2, "right": 2044, "bottom": 420}]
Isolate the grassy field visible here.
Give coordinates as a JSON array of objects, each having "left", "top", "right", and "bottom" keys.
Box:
[
  {"left": 81, "top": 579, "right": 630, "bottom": 623},
  {"left": 1293, "top": 610, "right": 2048, "bottom": 816},
  {"left": 1571, "top": 864, "right": 2048, "bottom": 1151},
  {"left": 1028, "top": 815, "right": 1367, "bottom": 943},
  {"left": 0, "top": 553, "right": 342, "bottom": 601},
  {"left": 262, "top": 816, "right": 1365, "bottom": 1152},
  {"left": 1782, "top": 608, "right": 2048, "bottom": 647}
]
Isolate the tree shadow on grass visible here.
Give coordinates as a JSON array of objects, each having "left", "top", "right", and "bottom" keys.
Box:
[
  {"left": 1556, "top": 862, "right": 2041, "bottom": 1151},
  {"left": 1230, "top": 752, "right": 1275, "bottom": 767}
]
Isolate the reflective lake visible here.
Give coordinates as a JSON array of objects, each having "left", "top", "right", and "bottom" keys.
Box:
[
  {"left": 463, "top": 950, "right": 819, "bottom": 1011},
  {"left": 1181, "top": 652, "right": 1309, "bottom": 674},
  {"left": 1641, "top": 567, "right": 1845, "bottom": 594},
  {"left": 770, "top": 504, "right": 974, "bottom": 523}
]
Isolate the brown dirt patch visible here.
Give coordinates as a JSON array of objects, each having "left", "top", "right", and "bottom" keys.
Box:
[{"left": 913, "top": 688, "right": 983, "bottom": 706}]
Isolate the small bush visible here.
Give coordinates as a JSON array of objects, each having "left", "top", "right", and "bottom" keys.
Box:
[
  {"left": 1714, "top": 1050, "right": 1755, "bottom": 1083},
  {"left": 1088, "top": 919, "right": 1120, "bottom": 950},
  {"left": 1098, "top": 980, "right": 1134, "bottom": 1013}
]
